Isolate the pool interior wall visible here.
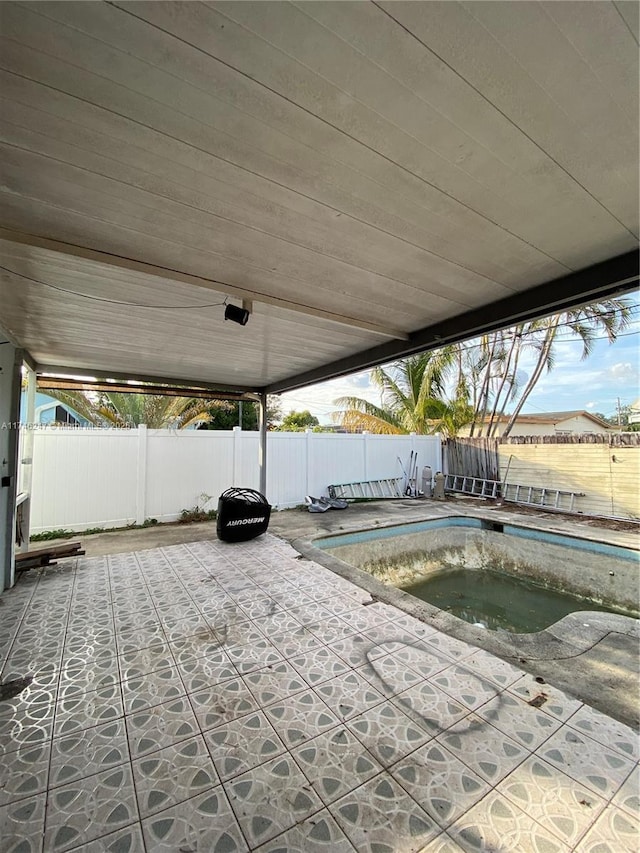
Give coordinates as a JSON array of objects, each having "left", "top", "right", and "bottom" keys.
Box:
[{"left": 318, "top": 517, "right": 639, "bottom": 617}]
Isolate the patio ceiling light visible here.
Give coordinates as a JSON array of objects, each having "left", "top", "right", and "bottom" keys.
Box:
[{"left": 224, "top": 300, "right": 251, "bottom": 326}]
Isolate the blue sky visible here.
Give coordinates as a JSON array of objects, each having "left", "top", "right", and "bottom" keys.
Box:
[{"left": 280, "top": 295, "right": 640, "bottom": 424}]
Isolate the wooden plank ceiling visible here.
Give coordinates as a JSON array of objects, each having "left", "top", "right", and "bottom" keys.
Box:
[{"left": 0, "top": 1, "right": 637, "bottom": 392}]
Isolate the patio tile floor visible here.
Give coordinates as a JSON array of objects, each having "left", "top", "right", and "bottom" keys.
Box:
[{"left": 0, "top": 534, "right": 638, "bottom": 852}]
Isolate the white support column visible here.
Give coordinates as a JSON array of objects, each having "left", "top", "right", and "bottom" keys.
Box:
[
  {"left": 18, "top": 364, "right": 36, "bottom": 551},
  {"left": 258, "top": 393, "right": 267, "bottom": 497},
  {"left": 135, "top": 424, "right": 148, "bottom": 525},
  {"left": 1, "top": 345, "right": 22, "bottom": 591},
  {"left": 233, "top": 426, "right": 242, "bottom": 486}
]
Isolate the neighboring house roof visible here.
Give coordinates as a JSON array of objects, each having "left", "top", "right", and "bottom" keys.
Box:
[{"left": 478, "top": 411, "right": 613, "bottom": 429}]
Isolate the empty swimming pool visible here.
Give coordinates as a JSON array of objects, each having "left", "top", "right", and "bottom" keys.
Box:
[{"left": 317, "top": 516, "right": 639, "bottom": 632}]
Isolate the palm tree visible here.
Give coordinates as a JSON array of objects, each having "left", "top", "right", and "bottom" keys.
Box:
[
  {"left": 332, "top": 350, "right": 472, "bottom": 437},
  {"left": 45, "top": 389, "right": 230, "bottom": 429},
  {"left": 501, "top": 298, "right": 631, "bottom": 438}
]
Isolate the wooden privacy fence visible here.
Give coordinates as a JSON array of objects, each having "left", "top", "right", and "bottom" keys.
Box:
[{"left": 443, "top": 437, "right": 500, "bottom": 481}]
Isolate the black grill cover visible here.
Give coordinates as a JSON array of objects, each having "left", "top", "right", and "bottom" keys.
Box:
[{"left": 216, "top": 488, "right": 271, "bottom": 543}]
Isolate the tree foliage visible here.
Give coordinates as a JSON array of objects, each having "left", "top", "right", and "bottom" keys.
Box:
[
  {"left": 45, "top": 390, "right": 230, "bottom": 429},
  {"left": 458, "top": 298, "right": 631, "bottom": 437},
  {"left": 330, "top": 298, "right": 632, "bottom": 438},
  {"left": 277, "top": 410, "right": 320, "bottom": 431},
  {"left": 332, "top": 351, "right": 473, "bottom": 437}
]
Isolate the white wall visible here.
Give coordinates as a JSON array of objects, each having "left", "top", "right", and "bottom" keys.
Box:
[{"left": 29, "top": 428, "right": 442, "bottom": 533}]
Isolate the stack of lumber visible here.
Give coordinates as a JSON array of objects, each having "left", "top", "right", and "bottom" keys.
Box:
[{"left": 15, "top": 542, "right": 84, "bottom": 571}]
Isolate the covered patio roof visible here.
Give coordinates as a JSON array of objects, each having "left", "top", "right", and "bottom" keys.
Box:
[{"left": 0, "top": 1, "right": 638, "bottom": 393}]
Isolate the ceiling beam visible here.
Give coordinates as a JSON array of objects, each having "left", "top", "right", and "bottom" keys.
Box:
[
  {"left": 35, "top": 365, "right": 259, "bottom": 396},
  {"left": 0, "top": 229, "right": 409, "bottom": 340},
  {"left": 37, "top": 378, "right": 260, "bottom": 402},
  {"left": 267, "top": 251, "right": 640, "bottom": 394}
]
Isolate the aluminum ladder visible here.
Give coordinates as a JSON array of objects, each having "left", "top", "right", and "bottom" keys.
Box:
[{"left": 328, "top": 478, "right": 405, "bottom": 500}]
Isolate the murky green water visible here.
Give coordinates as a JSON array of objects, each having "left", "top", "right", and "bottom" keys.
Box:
[{"left": 402, "top": 568, "right": 626, "bottom": 633}]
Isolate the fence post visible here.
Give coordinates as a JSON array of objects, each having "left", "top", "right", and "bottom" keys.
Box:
[
  {"left": 362, "top": 431, "right": 369, "bottom": 481},
  {"left": 233, "top": 426, "right": 242, "bottom": 486},
  {"left": 136, "top": 425, "right": 148, "bottom": 525},
  {"left": 305, "top": 429, "right": 312, "bottom": 498}
]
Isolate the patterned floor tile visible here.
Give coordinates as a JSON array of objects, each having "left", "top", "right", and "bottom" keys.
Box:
[
  {"left": 360, "top": 652, "right": 426, "bottom": 697},
  {"left": 330, "top": 772, "right": 438, "bottom": 852},
  {"left": 58, "top": 657, "right": 120, "bottom": 701},
  {"left": 176, "top": 648, "right": 237, "bottom": 692},
  {"left": 424, "top": 634, "right": 478, "bottom": 662},
  {"left": 0, "top": 677, "right": 57, "bottom": 720},
  {"left": 307, "top": 615, "right": 360, "bottom": 644},
  {"left": 243, "top": 661, "right": 308, "bottom": 706},
  {"left": 204, "top": 709, "right": 286, "bottom": 781},
  {"left": 286, "top": 603, "right": 336, "bottom": 628},
  {"left": 497, "top": 755, "right": 606, "bottom": 845},
  {"left": 292, "top": 725, "right": 382, "bottom": 805},
  {"left": 67, "top": 823, "right": 146, "bottom": 852},
  {"left": 508, "top": 675, "right": 582, "bottom": 722},
  {"left": 225, "top": 753, "right": 322, "bottom": 847},
  {"left": 159, "top": 614, "right": 210, "bottom": 641},
  {"left": 44, "top": 765, "right": 138, "bottom": 852},
  {"left": 328, "top": 632, "right": 378, "bottom": 669},
  {"left": 248, "top": 610, "right": 304, "bottom": 639},
  {"left": 288, "top": 646, "right": 352, "bottom": 687},
  {"left": 189, "top": 676, "right": 259, "bottom": 731},
  {"left": 368, "top": 636, "right": 452, "bottom": 679},
  {"left": 0, "top": 701, "right": 52, "bottom": 753},
  {"left": 141, "top": 787, "right": 248, "bottom": 852},
  {"left": 121, "top": 666, "right": 185, "bottom": 714},
  {"left": 256, "top": 808, "right": 355, "bottom": 852},
  {"left": 347, "top": 700, "right": 430, "bottom": 767},
  {"left": 418, "top": 831, "right": 469, "bottom": 852},
  {"left": 612, "top": 765, "right": 639, "bottom": 819},
  {"left": 53, "top": 684, "right": 124, "bottom": 737},
  {"left": 263, "top": 689, "right": 339, "bottom": 747},
  {"left": 432, "top": 664, "right": 501, "bottom": 712},
  {"left": 461, "top": 650, "right": 525, "bottom": 689},
  {"left": 536, "top": 725, "right": 636, "bottom": 799},
  {"left": 125, "top": 696, "right": 200, "bottom": 758},
  {"left": 0, "top": 792, "right": 46, "bottom": 853},
  {"left": 314, "top": 670, "right": 385, "bottom": 721},
  {"left": 567, "top": 704, "right": 640, "bottom": 761},
  {"left": 391, "top": 741, "right": 489, "bottom": 829},
  {"left": 576, "top": 804, "right": 639, "bottom": 853},
  {"left": 132, "top": 735, "right": 219, "bottom": 817},
  {"left": 49, "top": 719, "right": 129, "bottom": 789},
  {"left": 476, "top": 692, "right": 562, "bottom": 750},
  {"left": 436, "top": 713, "right": 529, "bottom": 785},
  {"left": 117, "top": 642, "right": 176, "bottom": 682},
  {"left": 225, "top": 639, "right": 284, "bottom": 675},
  {"left": 393, "top": 681, "right": 469, "bottom": 737},
  {"left": 115, "top": 625, "right": 167, "bottom": 656},
  {"left": 448, "top": 790, "right": 571, "bottom": 852},
  {"left": 0, "top": 740, "right": 50, "bottom": 806},
  {"left": 269, "top": 626, "right": 324, "bottom": 658}
]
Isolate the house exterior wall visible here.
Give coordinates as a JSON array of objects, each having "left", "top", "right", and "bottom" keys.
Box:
[{"left": 461, "top": 413, "right": 613, "bottom": 437}]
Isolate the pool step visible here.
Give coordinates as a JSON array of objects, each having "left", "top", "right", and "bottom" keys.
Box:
[{"left": 328, "top": 478, "right": 405, "bottom": 500}]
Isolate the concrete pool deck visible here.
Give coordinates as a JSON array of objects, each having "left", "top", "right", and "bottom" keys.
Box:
[{"left": 1, "top": 500, "right": 637, "bottom": 851}]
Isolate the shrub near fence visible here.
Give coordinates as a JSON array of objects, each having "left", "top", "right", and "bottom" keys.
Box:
[{"left": 27, "top": 427, "right": 442, "bottom": 534}]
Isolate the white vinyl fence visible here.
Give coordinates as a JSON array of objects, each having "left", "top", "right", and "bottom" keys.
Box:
[{"left": 28, "top": 427, "right": 442, "bottom": 534}]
